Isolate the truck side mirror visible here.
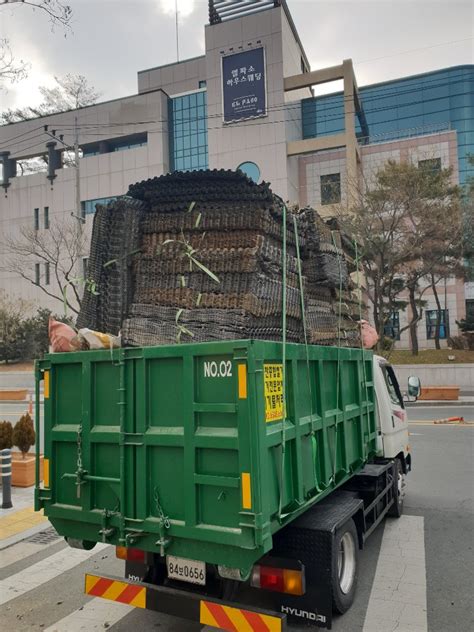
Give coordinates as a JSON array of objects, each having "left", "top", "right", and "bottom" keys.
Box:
[{"left": 408, "top": 376, "right": 421, "bottom": 399}]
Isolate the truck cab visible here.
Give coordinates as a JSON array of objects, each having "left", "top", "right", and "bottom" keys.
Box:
[{"left": 373, "top": 355, "right": 412, "bottom": 468}]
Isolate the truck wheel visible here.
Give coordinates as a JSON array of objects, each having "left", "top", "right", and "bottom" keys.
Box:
[
  {"left": 332, "top": 519, "right": 358, "bottom": 614},
  {"left": 388, "top": 459, "right": 405, "bottom": 518}
]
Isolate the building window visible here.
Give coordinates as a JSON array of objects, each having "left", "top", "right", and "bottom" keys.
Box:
[
  {"left": 320, "top": 173, "right": 341, "bottom": 205},
  {"left": 384, "top": 311, "right": 400, "bottom": 340},
  {"left": 426, "top": 309, "right": 449, "bottom": 339},
  {"left": 112, "top": 137, "right": 147, "bottom": 152},
  {"left": 82, "top": 133, "right": 147, "bottom": 157},
  {"left": 418, "top": 158, "right": 441, "bottom": 174},
  {"left": 34, "top": 263, "right": 40, "bottom": 285},
  {"left": 44, "top": 262, "right": 50, "bottom": 285},
  {"left": 81, "top": 196, "right": 120, "bottom": 215},
  {"left": 169, "top": 90, "right": 208, "bottom": 172},
  {"left": 82, "top": 257, "right": 89, "bottom": 279},
  {"left": 237, "top": 161, "right": 260, "bottom": 183},
  {"left": 465, "top": 299, "right": 474, "bottom": 320},
  {"left": 198, "top": 80, "right": 207, "bottom": 88},
  {"left": 34, "top": 208, "right": 39, "bottom": 231},
  {"left": 44, "top": 206, "right": 49, "bottom": 229}
]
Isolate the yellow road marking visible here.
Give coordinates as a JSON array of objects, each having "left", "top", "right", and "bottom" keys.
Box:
[{"left": 409, "top": 421, "right": 473, "bottom": 426}]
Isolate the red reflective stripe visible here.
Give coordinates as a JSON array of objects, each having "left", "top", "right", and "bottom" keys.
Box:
[
  {"left": 204, "top": 602, "right": 239, "bottom": 632},
  {"left": 115, "top": 583, "right": 143, "bottom": 605},
  {"left": 241, "top": 609, "right": 271, "bottom": 632},
  {"left": 87, "top": 577, "right": 114, "bottom": 597}
]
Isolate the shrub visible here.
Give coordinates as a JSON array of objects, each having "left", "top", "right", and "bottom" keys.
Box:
[
  {"left": 456, "top": 316, "right": 474, "bottom": 333},
  {"left": 12, "top": 413, "right": 36, "bottom": 457},
  {"left": 0, "top": 420, "right": 13, "bottom": 450},
  {"left": 448, "top": 335, "right": 467, "bottom": 350},
  {"left": 0, "top": 292, "right": 36, "bottom": 363}
]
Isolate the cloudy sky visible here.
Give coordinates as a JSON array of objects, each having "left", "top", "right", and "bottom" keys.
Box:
[{"left": 0, "top": 0, "right": 472, "bottom": 109}]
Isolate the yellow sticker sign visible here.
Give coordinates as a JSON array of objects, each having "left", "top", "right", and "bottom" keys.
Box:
[{"left": 264, "top": 364, "right": 284, "bottom": 423}]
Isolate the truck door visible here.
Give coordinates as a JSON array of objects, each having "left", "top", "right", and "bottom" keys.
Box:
[{"left": 375, "top": 360, "right": 409, "bottom": 459}]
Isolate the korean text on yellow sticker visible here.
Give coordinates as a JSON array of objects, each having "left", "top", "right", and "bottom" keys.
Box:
[{"left": 264, "top": 363, "right": 284, "bottom": 422}]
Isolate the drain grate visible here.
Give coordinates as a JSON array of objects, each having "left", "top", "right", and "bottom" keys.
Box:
[{"left": 26, "top": 527, "right": 62, "bottom": 545}]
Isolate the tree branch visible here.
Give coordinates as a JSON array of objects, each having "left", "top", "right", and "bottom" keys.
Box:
[{"left": 1, "top": 1, "right": 72, "bottom": 28}]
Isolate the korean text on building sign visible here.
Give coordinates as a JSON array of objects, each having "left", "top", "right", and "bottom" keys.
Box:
[{"left": 222, "top": 48, "right": 266, "bottom": 123}]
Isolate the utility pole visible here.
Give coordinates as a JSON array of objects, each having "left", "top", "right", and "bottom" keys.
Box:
[
  {"left": 175, "top": 0, "right": 179, "bottom": 62},
  {"left": 74, "top": 116, "right": 82, "bottom": 227},
  {"left": 73, "top": 116, "right": 84, "bottom": 278},
  {"left": 44, "top": 121, "right": 85, "bottom": 279}
]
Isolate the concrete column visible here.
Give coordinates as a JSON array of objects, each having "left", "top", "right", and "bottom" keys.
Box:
[{"left": 343, "top": 59, "right": 359, "bottom": 209}]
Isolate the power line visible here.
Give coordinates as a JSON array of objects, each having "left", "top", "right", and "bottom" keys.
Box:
[
  {"left": 1, "top": 70, "right": 471, "bottom": 147},
  {"left": 52, "top": 88, "right": 474, "bottom": 137},
  {"left": 355, "top": 37, "right": 473, "bottom": 65},
  {"left": 0, "top": 125, "right": 44, "bottom": 146}
]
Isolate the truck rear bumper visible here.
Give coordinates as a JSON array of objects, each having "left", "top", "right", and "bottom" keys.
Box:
[{"left": 85, "top": 573, "right": 287, "bottom": 631}]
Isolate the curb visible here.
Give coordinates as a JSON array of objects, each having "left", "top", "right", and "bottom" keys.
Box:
[
  {"left": 0, "top": 521, "right": 51, "bottom": 550},
  {"left": 405, "top": 400, "right": 474, "bottom": 407}
]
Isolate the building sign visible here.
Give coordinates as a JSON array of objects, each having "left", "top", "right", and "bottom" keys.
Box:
[{"left": 222, "top": 48, "right": 266, "bottom": 124}]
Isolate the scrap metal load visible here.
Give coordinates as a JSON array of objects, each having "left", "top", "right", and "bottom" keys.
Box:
[{"left": 78, "top": 170, "right": 361, "bottom": 347}]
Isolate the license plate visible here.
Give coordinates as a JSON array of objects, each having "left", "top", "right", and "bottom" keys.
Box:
[{"left": 166, "top": 555, "right": 206, "bottom": 585}]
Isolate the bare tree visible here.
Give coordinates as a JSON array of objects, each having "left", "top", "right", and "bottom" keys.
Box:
[
  {"left": 0, "top": 1, "right": 72, "bottom": 28},
  {"left": 338, "top": 160, "right": 462, "bottom": 354},
  {"left": 0, "top": 1, "right": 72, "bottom": 87},
  {"left": 1, "top": 74, "right": 101, "bottom": 123},
  {"left": 1, "top": 74, "right": 101, "bottom": 175},
  {"left": 0, "top": 38, "right": 29, "bottom": 85},
  {"left": 1, "top": 218, "right": 88, "bottom": 315}
]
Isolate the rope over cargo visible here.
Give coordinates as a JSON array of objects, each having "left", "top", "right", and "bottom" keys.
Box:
[{"left": 77, "top": 169, "right": 364, "bottom": 346}]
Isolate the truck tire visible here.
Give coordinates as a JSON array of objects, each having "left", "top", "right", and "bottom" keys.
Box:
[
  {"left": 332, "top": 518, "right": 358, "bottom": 614},
  {"left": 388, "top": 459, "right": 405, "bottom": 518}
]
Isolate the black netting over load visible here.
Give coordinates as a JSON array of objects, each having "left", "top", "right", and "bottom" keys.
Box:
[
  {"left": 77, "top": 169, "right": 363, "bottom": 347},
  {"left": 77, "top": 197, "right": 145, "bottom": 335}
]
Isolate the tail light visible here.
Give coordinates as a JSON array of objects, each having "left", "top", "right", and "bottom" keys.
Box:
[
  {"left": 251, "top": 564, "right": 305, "bottom": 596},
  {"left": 115, "top": 546, "right": 145, "bottom": 563}
]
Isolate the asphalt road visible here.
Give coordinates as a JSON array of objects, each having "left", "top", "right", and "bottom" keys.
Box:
[{"left": 1, "top": 422, "right": 472, "bottom": 632}]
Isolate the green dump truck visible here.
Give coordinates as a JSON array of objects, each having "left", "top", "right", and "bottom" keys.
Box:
[{"left": 35, "top": 339, "right": 417, "bottom": 630}]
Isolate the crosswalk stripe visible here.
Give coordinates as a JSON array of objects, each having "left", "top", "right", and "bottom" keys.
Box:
[
  {"left": 0, "top": 543, "right": 108, "bottom": 606},
  {"left": 0, "top": 538, "right": 60, "bottom": 569},
  {"left": 43, "top": 597, "right": 134, "bottom": 632},
  {"left": 363, "top": 515, "right": 427, "bottom": 632}
]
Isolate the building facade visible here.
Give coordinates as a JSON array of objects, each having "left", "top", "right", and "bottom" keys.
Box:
[{"left": 0, "top": 0, "right": 472, "bottom": 348}]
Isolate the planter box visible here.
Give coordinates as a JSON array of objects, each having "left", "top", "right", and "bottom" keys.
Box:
[
  {"left": 418, "top": 386, "right": 460, "bottom": 401},
  {"left": 0, "top": 389, "right": 28, "bottom": 401},
  {"left": 11, "top": 453, "right": 43, "bottom": 487}
]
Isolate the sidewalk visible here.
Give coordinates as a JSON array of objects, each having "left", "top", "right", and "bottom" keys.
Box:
[{"left": 0, "top": 485, "right": 49, "bottom": 550}]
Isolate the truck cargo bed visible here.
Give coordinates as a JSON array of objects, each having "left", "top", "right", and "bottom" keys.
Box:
[{"left": 36, "top": 340, "right": 376, "bottom": 574}]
